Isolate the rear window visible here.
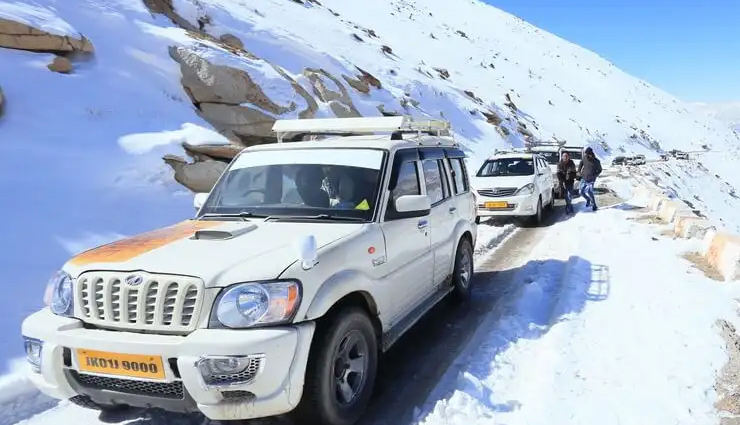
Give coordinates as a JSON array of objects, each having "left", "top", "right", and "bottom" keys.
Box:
[
  {"left": 563, "top": 150, "right": 582, "bottom": 160},
  {"left": 540, "top": 152, "right": 560, "bottom": 164}
]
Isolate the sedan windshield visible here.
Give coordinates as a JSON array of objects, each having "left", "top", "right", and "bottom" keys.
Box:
[
  {"left": 477, "top": 158, "right": 534, "bottom": 177},
  {"left": 199, "top": 148, "right": 385, "bottom": 221}
]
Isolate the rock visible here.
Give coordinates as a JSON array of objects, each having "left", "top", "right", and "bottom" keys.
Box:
[
  {"left": 169, "top": 46, "right": 295, "bottom": 113},
  {"left": 303, "top": 68, "right": 360, "bottom": 117},
  {"left": 355, "top": 67, "right": 382, "bottom": 89},
  {"left": 434, "top": 67, "right": 450, "bottom": 80},
  {"left": 481, "top": 110, "right": 503, "bottom": 126},
  {"left": 219, "top": 33, "right": 244, "bottom": 50},
  {"left": 182, "top": 142, "right": 243, "bottom": 161},
  {"left": 142, "top": 0, "right": 199, "bottom": 31},
  {"left": 48, "top": 56, "right": 72, "bottom": 74},
  {"left": 0, "top": 18, "right": 94, "bottom": 53},
  {"left": 343, "top": 75, "right": 370, "bottom": 94},
  {"left": 198, "top": 102, "right": 278, "bottom": 144},
  {"left": 162, "top": 154, "right": 227, "bottom": 193}
]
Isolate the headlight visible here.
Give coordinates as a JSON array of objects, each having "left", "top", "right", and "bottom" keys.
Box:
[
  {"left": 44, "top": 271, "right": 74, "bottom": 317},
  {"left": 514, "top": 183, "right": 535, "bottom": 196},
  {"left": 211, "top": 280, "right": 301, "bottom": 328}
]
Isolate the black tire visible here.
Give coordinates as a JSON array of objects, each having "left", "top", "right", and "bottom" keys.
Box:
[
  {"left": 530, "top": 197, "right": 543, "bottom": 226},
  {"left": 545, "top": 191, "right": 555, "bottom": 211},
  {"left": 296, "top": 308, "right": 378, "bottom": 425},
  {"left": 451, "top": 237, "right": 474, "bottom": 302}
]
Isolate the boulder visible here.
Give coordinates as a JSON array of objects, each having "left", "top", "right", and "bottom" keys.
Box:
[
  {"left": 48, "top": 56, "right": 72, "bottom": 73},
  {"left": 303, "top": 68, "right": 360, "bottom": 117},
  {"left": 182, "top": 142, "right": 243, "bottom": 161},
  {"left": 198, "top": 102, "right": 278, "bottom": 144},
  {"left": 0, "top": 18, "right": 94, "bottom": 53},
  {"left": 162, "top": 154, "right": 227, "bottom": 193},
  {"left": 219, "top": 33, "right": 244, "bottom": 50},
  {"left": 169, "top": 46, "right": 295, "bottom": 113}
]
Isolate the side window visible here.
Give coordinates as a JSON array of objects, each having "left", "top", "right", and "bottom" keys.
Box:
[
  {"left": 437, "top": 159, "right": 451, "bottom": 200},
  {"left": 422, "top": 159, "right": 444, "bottom": 204},
  {"left": 390, "top": 161, "right": 421, "bottom": 202},
  {"left": 448, "top": 158, "right": 469, "bottom": 194}
]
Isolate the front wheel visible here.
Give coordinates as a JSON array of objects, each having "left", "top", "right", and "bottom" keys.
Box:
[
  {"left": 451, "top": 237, "right": 474, "bottom": 302},
  {"left": 530, "top": 197, "right": 543, "bottom": 226},
  {"left": 296, "top": 308, "right": 378, "bottom": 425}
]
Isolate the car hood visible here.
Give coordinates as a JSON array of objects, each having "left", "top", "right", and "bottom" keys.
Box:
[
  {"left": 63, "top": 219, "right": 363, "bottom": 286},
  {"left": 471, "top": 175, "right": 534, "bottom": 190}
]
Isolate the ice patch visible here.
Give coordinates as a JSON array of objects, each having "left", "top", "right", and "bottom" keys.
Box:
[{"left": 117, "top": 123, "right": 230, "bottom": 155}]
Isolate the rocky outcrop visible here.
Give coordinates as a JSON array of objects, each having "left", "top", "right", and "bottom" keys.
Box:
[
  {"left": 162, "top": 154, "right": 228, "bottom": 193},
  {"left": 303, "top": 68, "right": 361, "bottom": 118},
  {"left": 182, "top": 142, "right": 243, "bottom": 162},
  {"left": 0, "top": 18, "right": 94, "bottom": 53}
]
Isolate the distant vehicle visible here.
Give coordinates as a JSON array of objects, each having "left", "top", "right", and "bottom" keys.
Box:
[
  {"left": 669, "top": 149, "right": 689, "bottom": 160},
  {"left": 472, "top": 150, "right": 555, "bottom": 226},
  {"left": 659, "top": 154, "right": 670, "bottom": 161},
  {"left": 627, "top": 154, "right": 646, "bottom": 165},
  {"left": 612, "top": 156, "right": 628, "bottom": 166}
]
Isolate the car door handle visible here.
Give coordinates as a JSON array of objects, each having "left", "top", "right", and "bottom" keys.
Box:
[
  {"left": 417, "top": 219, "right": 429, "bottom": 230},
  {"left": 449, "top": 206, "right": 457, "bottom": 214}
]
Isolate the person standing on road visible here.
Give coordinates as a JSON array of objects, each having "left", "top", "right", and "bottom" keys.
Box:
[
  {"left": 577, "top": 147, "right": 602, "bottom": 211},
  {"left": 557, "top": 151, "right": 577, "bottom": 214}
]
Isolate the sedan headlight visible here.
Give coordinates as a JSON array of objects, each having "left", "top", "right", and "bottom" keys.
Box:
[
  {"left": 211, "top": 280, "right": 301, "bottom": 328},
  {"left": 514, "top": 183, "right": 535, "bottom": 196},
  {"left": 44, "top": 271, "right": 74, "bottom": 317}
]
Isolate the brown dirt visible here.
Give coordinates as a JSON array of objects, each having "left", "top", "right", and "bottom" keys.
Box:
[
  {"left": 715, "top": 319, "right": 740, "bottom": 424},
  {"left": 681, "top": 252, "right": 724, "bottom": 282}
]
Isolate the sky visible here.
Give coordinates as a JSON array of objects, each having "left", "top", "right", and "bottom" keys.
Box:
[{"left": 486, "top": 0, "right": 740, "bottom": 104}]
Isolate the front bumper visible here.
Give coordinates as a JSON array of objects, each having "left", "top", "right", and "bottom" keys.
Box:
[
  {"left": 21, "top": 309, "right": 315, "bottom": 421},
  {"left": 476, "top": 194, "right": 538, "bottom": 217}
]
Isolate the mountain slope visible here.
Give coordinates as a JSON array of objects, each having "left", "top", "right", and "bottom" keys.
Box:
[{"left": 1, "top": 0, "right": 740, "bottom": 369}]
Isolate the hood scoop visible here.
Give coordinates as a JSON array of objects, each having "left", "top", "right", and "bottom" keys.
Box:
[{"left": 191, "top": 223, "right": 257, "bottom": 240}]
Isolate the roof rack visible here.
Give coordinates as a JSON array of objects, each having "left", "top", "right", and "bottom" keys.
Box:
[
  {"left": 492, "top": 147, "right": 533, "bottom": 156},
  {"left": 272, "top": 116, "right": 454, "bottom": 145}
]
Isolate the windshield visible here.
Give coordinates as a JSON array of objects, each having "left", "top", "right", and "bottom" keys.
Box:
[
  {"left": 477, "top": 158, "right": 534, "bottom": 177},
  {"left": 199, "top": 148, "right": 386, "bottom": 221}
]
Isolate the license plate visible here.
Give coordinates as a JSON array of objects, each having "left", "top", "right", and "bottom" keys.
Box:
[
  {"left": 76, "top": 349, "right": 165, "bottom": 380},
  {"left": 484, "top": 201, "right": 508, "bottom": 209}
]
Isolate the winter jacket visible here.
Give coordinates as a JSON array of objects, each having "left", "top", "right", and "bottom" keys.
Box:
[
  {"left": 578, "top": 155, "right": 602, "bottom": 183},
  {"left": 557, "top": 159, "right": 577, "bottom": 187}
]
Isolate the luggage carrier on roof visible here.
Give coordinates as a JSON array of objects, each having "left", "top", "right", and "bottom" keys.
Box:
[{"left": 271, "top": 116, "right": 456, "bottom": 146}]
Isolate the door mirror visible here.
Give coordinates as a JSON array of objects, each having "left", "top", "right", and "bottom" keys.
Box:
[
  {"left": 194, "top": 193, "right": 209, "bottom": 211},
  {"left": 395, "top": 194, "right": 431, "bottom": 214}
]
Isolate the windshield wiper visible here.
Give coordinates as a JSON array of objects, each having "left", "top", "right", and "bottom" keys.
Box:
[
  {"left": 272, "top": 214, "right": 366, "bottom": 222},
  {"left": 200, "top": 212, "right": 271, "bottom": 221}
]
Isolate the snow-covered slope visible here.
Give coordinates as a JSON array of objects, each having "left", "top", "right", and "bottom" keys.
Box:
[
  {"left": 1, "top": 0, "right": 740, "bottom": 394},
  {"left": 692, "top": 102, "right": 740, "bottom": 130}
]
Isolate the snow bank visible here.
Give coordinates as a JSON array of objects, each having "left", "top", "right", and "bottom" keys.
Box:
[
  {"left": 0, "top": 359, "right": 58, "bottom": 425},
  {"left": 118, "top": 122, "right": 230, "bottom": 155},
  {"left": 0, "top": 2, "right": 76, "bottom": 36}
]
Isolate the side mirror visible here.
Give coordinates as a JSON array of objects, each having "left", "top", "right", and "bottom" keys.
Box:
[
  {"left": 395, "top": 194, "right": 431, "bottom": 214},
  {"left": 194, "top": 193, "right": 209, "bottom": 211}
]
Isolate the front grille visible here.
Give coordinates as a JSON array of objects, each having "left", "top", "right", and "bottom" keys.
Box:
[
  {"left": 478, "top": 187, "right": 517, "bottom": 197},
  {"left": 71, "top": 371, "right": 184, "bottom": 399},
  {"left": 203, "top": 357, "right": 263, "bottom": 386},
  {"left": 75, "top": 271, "right": 204, "bottom": 333}
]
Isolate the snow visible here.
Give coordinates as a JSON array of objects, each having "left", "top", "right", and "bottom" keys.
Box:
[
  {"left": 416, "top": 195, "right": 740, "bottom": 425},
  {"left": 118, "top": 122, "right": 229, "bottom": 155},
  {"left": 0, "top": 2, "right": 76, "bottom": 36},
  {"left": 1, "top": 0, "right": 740, "bottom": 422}
]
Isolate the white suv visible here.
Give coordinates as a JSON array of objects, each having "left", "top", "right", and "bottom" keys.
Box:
[
  {"left": 472, "top": 150, "right": 554, "bottom": 225},
  {"left": 21, "top": 116, "right": 477, "bottom": 425}
]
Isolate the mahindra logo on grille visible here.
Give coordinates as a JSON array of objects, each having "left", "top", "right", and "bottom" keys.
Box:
[{"left": 125, "top": 275, "right": 143, "bottom": 286}]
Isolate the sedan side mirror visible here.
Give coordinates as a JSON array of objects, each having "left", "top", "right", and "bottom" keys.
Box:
[{"left": 194, "top": 193, "right": 209, "bottom": 212}]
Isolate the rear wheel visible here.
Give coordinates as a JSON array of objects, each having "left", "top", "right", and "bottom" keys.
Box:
[
  {"left": 546, "top": 190, "right": 555, "bottom": 211},
  {"left": 451, "top": 237, "right": 474, "bottom": 302},
  {"left": 296, "top": 308, "right": 378, "bottom": 425}
]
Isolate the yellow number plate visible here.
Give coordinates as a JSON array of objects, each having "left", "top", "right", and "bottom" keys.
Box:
[
  {"left": 484, "top": 201, "right": 508, "bottom": 209},
  {"left": 76, "top": 349, "right": 165, "bottom": 380}
]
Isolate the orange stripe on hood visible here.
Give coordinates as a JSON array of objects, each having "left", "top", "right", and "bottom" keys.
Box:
[{"left": 68, "top": 220, "right": 223, "bottom": 266}]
